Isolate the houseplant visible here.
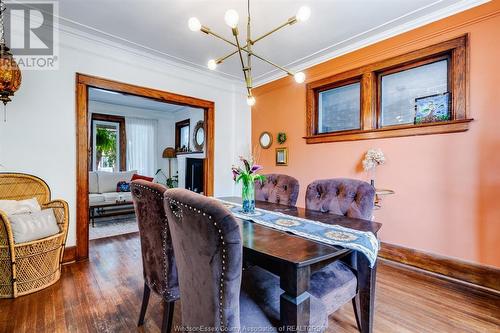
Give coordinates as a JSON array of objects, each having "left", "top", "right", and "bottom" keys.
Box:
[{"left": 232, "top": 156, "right": 265, "bottom": 213}]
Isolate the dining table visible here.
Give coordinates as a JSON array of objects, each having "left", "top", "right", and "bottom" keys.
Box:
[{"left": 218, "top": 197, "right": 382, "bottom": 333}]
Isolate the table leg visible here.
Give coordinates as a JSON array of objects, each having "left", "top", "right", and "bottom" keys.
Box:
[
  {"left": 279, "top": 264, "right": 311, "bottom": 332},
  {"left": 356, "top": 251, "right": 377, "bottom": 333}
]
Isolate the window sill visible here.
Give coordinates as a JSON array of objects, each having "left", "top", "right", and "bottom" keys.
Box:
[{"left": 304, "top": 119, "right": 473, "bottom": 144}]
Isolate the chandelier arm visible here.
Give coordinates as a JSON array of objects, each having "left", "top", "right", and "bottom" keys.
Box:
[
  {"left": 232, "top": 28, "right": 251, "bottom": 95},
  {"left": 216, "top": 50, "right": 238, "bottom": 64},
  {"left": 250, "top": 17, "right": 297, "bottom": 45},
  {"left": 250, "top": 51, "right": 294, "bottom": 76},
  {"left": 247, "top": 0, "right": 252, "bottom": 90}
]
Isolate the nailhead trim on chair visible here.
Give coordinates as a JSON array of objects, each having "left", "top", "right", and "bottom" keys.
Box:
[
  {"left": 166, "top": 197, "right": 227, "bottom": 329},
  {"left": 132, "top": 184, "right": 178, "bottom": 301}
]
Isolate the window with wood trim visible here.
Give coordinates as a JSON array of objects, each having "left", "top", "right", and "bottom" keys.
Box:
[
  {"left": 305, "top": 35, "right": 471, "bottom": 144},
  {"left": 90, "top": 113, "right": 127, "bottom": 171}
]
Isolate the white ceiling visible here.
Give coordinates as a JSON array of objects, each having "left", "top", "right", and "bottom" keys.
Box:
[
  {"left": 58, "top": 0, "right": 487, "bottom": 85},
  {"left": 88, "top": 88, "right": 200, "bottom": 113}
]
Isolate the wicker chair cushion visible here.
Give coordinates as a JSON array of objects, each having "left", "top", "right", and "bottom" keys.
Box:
[
  {"left": 0, "top": 198, "right": 41, "bottom": 215},
  {"left": 9, "top": 209, "right": 60, "bottom": 243}
]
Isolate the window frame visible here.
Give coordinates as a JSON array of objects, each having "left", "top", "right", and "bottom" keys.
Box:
[
  {"left": 175, "top": 118, "right": 191, "bottom": 150},
  {"left": 90, "top": 113, "right": 127, "bottom": 171},
  {"left": 305, "top": 35, "right": 471, "bottom": 144},
  {"left": 315, "top": 77, "right": 363, "bottom": 135}
]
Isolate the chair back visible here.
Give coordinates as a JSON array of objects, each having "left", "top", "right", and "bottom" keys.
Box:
[
  {"left": 0, "top": 173, "right": 50, "bottom": 204},
  {"left": 255, "top": 174, "right": 300, "bottom": 206},
  {"left": 130, "top": 180, "right": 179, "bottom": 301},
  {"left": 164, "top": 189, "right": 242, "bottom": 330},
  {"left": 305, "top": 178, "right": 375, "bottom": 220}
]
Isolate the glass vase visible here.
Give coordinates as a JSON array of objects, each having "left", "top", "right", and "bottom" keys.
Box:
[{"left": 241, "top": 181, "right": 255, "bottom": 214}]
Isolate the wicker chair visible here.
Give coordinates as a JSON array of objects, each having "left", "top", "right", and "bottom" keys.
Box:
[{"left": 0, "top": 173, "right": 69, "bottom": 298}]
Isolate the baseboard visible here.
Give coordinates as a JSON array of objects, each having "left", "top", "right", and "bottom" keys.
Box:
[
  {"left": 62, "top": 246, "right": 76, "bottom": 264},
  {"left": 379, "top": 242, "right": 500, "bottom": 292}
]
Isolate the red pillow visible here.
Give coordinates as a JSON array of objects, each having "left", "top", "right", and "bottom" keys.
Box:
[{"left": 131, "top": 174, "right": 154, "bottom": 182}]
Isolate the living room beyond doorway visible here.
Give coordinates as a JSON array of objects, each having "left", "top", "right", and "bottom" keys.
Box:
[{"left": 75, "top": 74, "right": 215, "bottom": 261}]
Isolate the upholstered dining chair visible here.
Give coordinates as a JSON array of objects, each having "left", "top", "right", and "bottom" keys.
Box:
[
  {"left": 255, "top": 174, "right": 300, "bottom": 206},
  {"left": 305, "top": 178, "right": 376, "bottom": 331},
  {"left": 131, "top": 180, "right": 179, "bottom": 333},
  {"left": 163, "top": 189, "right": 328, "bottom": 332}
]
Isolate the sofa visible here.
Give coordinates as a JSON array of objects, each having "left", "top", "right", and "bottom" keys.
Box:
[{"left": 88, "top": 170, "right": 137, "bottom": 205}]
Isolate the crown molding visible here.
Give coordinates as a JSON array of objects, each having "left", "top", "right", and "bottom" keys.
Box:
[
  {"left": 17, "top": 0, "right": 489, "bottom": 90},
  {"left": 253, "top": 0, "right": 490, "bottom": 87}
]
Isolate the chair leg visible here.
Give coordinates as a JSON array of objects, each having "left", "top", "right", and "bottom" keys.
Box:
[
  {"left": 352, "top": 296, "right": 362, "bottom": 332},
  {"left": 138, "top": 283, "right": 151, "bottom": 327},
  {"left": 162, "top": 301, "right": 175, "bottom": 333}
]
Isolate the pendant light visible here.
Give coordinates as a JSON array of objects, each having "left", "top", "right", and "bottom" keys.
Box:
[{"left": 0, "top": 0, "right": 22, "bottom": 121}]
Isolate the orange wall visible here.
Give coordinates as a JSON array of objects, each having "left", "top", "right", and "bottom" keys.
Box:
[{"left": 252, "top": 1, "right": 500, "bottom": 267}]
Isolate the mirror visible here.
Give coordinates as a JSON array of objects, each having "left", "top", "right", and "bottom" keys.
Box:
[
  {"left": 193, "top": 121, "right": 205, "bottom": 152},
  {"left": 259, "top": 132, "right": 273, "bottom": 149}
]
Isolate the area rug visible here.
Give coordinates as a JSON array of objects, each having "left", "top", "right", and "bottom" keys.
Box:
[{"left": 89, "top": 214, "right": 139, "bottom": 240}]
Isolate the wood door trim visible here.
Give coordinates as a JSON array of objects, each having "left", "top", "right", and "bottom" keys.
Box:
[
  {"left": 380, "top": 242, "right": 500, "bottom": 292},
  {"left": 75, "top": 73, "right": 215, "bottom": 261}
]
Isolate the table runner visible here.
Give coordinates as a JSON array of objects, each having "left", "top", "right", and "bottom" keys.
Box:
[{"left": 217, "top": 199, "right": 379, "bottom": 267}]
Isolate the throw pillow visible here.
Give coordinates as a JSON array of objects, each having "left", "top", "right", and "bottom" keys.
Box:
[
  {"left": 0, "top": 198, "right": 41, "bottom": 215},
  {"left": 9, "top": 209, "right": 60, "bottom": 243},
  {"left": 116, "top": 181, "right": 131, "bottom": 192},
  {"left": 131, "top": 174, "right": 154, "bottom": 182}
]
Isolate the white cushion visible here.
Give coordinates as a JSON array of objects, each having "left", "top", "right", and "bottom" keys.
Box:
[
  {"left": 89, "top": 172, "right": 99, "bottom": 193},
  {"left": 0, "top": 198, "right": 41, "bottom": 215},
  {"left": 96, "top": 170, "right": 136, "bottom": 193},
  {"left": 9, "top": 209, "right": 60, "bottom": 243},
  {"left": 89, "top": 194, "right": 105, "bottom": 205}
]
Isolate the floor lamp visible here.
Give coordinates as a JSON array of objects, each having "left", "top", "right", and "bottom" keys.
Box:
[{"left": 162, "top": 147, "right": 177, "bottom": 178}]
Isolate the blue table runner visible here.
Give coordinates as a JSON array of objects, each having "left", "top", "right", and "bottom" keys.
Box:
[{"left": 217, "top": 199, "right": 379, "bottom": 267}]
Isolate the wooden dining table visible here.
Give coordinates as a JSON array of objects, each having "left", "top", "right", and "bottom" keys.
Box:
[{"left": 219, "top": 197, "right": 382, "bottom": 333}]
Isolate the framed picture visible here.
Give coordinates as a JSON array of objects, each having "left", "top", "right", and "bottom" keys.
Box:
[
  {"left": 275, "top": 147, "right": 288, "bottom": 166},
  {"left": 414, "top": 92, "right": 451, "bottom": 124}
]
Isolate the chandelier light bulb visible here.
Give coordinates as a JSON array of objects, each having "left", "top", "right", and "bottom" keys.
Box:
[
  {"left": 224, "top": 9, "right": 239, "bottom": 28},
  {"left": 247, "top": 95, "right": 256, "bottom": 106},
  {"left": 188, "top": 17, "right": 202, "bottom": 31},
  {"left": 294, "top": 72, "right": 306, "bottom": 83},
  {"left": 296, "top": 6, "right": 311, "bottom": 22},
  {"left": 207, "top": 59, "right": 217, "bottom": 70}
]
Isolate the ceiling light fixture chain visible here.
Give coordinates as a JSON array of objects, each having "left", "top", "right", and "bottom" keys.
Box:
[{"left": 188, "top": 0, "right": 310, "bottom": 106}]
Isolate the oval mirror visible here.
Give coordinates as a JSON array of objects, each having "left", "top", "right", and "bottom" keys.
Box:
[
  {"left": 193, "top": 121, "right": 205, "bottom": 152},
  {"left": 259, "top": 132, "right": 273, "bottom": 149}
]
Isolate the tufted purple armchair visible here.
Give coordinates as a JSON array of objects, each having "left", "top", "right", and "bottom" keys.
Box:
[
  {"left": 131, "top": 180, "right": 179, "bottom": 333},
  {"left": 163, "top": 189, "right": 278, "bottom": 331},
  {"left": 304, "top": 178, "right": 376, "bottom": 331},
  {"left": 305, "top": 178, "right": 375, "bottom": 220},
  {"left": 255, "top": 174, "right": 300, "bottom": 206}
]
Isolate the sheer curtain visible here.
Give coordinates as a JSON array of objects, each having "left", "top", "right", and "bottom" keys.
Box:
[{"left": 126, "top": 117, "right": 158, "bottom": 177}]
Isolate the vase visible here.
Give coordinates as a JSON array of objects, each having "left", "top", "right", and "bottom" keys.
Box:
[{"left": 241, "top": 181, "right": 255, "bottom": 214}]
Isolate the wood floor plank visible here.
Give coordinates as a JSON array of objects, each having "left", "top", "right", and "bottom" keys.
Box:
[{"left": 0, "top": 233, "right": 498, "bottom": 333}]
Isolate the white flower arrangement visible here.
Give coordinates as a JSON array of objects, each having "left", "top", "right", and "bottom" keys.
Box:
[{"left": 362, "top": 148, "right": 385, "bottom": 171}]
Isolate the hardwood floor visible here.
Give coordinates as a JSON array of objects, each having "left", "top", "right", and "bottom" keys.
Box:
[{"left": 0, "top": 233, "right": 498, "bottom": 333}]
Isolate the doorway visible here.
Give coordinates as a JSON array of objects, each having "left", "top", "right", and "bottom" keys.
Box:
[{"left": 75, "top": 73, "right": 214, "bottom": 261}]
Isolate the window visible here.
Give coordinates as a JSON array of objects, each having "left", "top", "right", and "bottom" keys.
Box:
[
  {"left": 305, "top": 36, "right": 471, "bottom": 143},
  {"left": 175, "top": 119, "right": 190, "bottom": 151},
  {"left": 90, "top": 114, "right": 126, "bottom": 171},
  {"left": 318, "top": 81, "right": 361, "bottom": 133},
  {"left": 380, "top": 59, "right": 448, "bottom": 127}
]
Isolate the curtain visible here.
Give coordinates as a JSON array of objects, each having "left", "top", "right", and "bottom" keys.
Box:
[{"left": 126, "top": 117, "right": 158, "bottom": 177}]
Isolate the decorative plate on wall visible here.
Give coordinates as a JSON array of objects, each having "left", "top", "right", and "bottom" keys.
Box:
[
  {"left": 193, "top": 120, "right": 205, "bottom": 152},
  {"left": 259, "top": 131, "right": 273, "bottom": 149}
]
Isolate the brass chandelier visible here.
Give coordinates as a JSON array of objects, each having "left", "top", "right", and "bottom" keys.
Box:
[{"left": 188, "top": 0, "right": 310, "bottom": 106}]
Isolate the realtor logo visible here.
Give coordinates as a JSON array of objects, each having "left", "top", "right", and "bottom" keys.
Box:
[{"left": 4, "top": 1, "right": 59, "bottom": 70}]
